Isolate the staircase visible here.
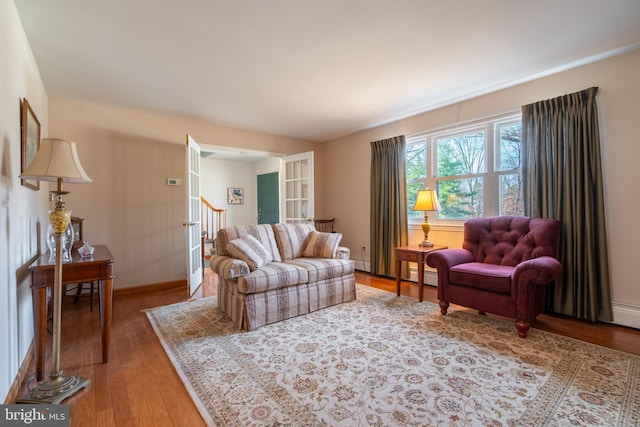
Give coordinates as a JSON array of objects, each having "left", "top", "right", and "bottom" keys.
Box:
[{"left": 201, "top": 197, "right": 226, "bottom": 261}]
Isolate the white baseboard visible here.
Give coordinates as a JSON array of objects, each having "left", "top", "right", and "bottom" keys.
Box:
[
  {"left": 353, "top": 258, "right": 370, "bottom": 273},
  {"left": 408, "top": 268, "right": 438, "bottom": 286},
  {"left": 352, "top": 262, "right": 436, "bottom": 285},
  {"left": 610, "top": 302, "right": 640, "bottom": 330}
]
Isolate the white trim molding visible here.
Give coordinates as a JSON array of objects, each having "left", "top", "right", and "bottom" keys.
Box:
[
  {"left": 610, "top": 302, "right": 640, "bottom": 330},
  {"left": 408, "top": 223, "right": 464, "bottom": 233},
  {"left": 407, "top": 266, "right": 438, "bottom": 287}
]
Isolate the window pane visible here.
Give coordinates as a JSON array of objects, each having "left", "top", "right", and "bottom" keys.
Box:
[
  {"left": 407, "top": 182, "right": 425, "bottom": 220},
  {"left": 437, "top": 178, "right": 483, "bottom": 219},
  {"left": 497, "top": 123, "right": 521, "bottom": 171},
  {"left": 436, "top": 131, "right": 486, "bottom": 177},
  {"left": 499, "top": 174, "right": 523, "bottom": 216},
  {"left": 406, "top": 142, "right": 426, "bottom": 181}
]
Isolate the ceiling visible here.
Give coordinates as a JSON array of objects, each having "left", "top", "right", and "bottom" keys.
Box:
[{"left": 15, "top": 1, "right": 640, "bottom": 144}]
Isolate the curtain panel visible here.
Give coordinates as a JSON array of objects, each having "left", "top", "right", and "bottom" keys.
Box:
[
  {"left": 370, "top": 135, "right": 408, "bottom": 277},
  {"left": 522, "top": 87, "right": 612, "bottom": 322}
]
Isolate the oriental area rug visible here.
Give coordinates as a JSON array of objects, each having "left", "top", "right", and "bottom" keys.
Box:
[{"left": 144, "top": 285, "right": 640, "bottom": 426}]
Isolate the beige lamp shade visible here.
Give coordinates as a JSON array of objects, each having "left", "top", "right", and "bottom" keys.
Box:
[
  {"left": 412, "top": 188, "right": 441, "bottom": 212},
  {"left": 19, "top": 138, "right": 92, "bottom": 183}
]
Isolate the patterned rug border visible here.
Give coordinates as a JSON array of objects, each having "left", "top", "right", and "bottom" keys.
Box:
[{"left": 144, "top": 284, "right": 640, "bottom": 426}]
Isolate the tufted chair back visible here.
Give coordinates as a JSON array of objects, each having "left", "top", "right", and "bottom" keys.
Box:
[{"left": 462, "top": 216, "right": 560, "bottom": 266}]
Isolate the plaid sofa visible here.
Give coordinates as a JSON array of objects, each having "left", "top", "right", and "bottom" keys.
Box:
[{"left": 209, "top": 223, "right": 356, "bottom": 330}]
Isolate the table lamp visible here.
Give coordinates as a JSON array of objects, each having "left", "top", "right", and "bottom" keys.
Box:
[
  {"left": 412, "top": 188, "right": 441, "bottom": 247},
  {"left": 17, "top": 138, "right": 92, "bottom": 404}
]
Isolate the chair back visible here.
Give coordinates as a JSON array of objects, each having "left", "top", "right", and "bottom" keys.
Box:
[
  {"left": 314, "top": 218, "right": 335, "bottom": 233},
  {"left": 462, "top": 216, "right": 560, "bottom": 266}
]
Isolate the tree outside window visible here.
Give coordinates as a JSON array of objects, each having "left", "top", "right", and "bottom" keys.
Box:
[
  {"left": 406, "top": 140, "right": 426, "bottom": 220},
  {"left": 406, "top": 115, "right": 523, "bottom": 222},
  {"left": 435, "top": 131, "right": 485, "bottom": 219}
]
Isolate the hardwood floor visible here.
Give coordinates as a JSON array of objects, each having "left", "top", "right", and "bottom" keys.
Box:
[{"left": 14, "top": 269, "right": 640, "bottom": 426}]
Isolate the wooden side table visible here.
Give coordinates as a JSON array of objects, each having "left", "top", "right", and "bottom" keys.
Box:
[
  {"left": 395, "top": 245, "right": 447, "bottom": 302},
  {"left": 29, "top": 244, "right": 115, "bottom": 381}
]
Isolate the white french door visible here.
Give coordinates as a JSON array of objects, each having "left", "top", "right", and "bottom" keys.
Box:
[
  {"left": 185, "top": 134, "right": 202, "bottom": 296},
  {"left": 281, "top": 152, "right": 314, "bottom": 223}
]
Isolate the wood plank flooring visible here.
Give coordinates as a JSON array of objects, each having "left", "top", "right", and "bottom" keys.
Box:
[{"left": 14, "top": 270, "right": 640, "bottom": 426}]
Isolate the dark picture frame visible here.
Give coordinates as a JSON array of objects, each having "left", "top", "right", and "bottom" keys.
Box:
[
  {"left": 227, "top": 187, "right": 244, "bottom": 204},
  {"left": 21, "top": 98, "right": 41, "bottom": 190}
]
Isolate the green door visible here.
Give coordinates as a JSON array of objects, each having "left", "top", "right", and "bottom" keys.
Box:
[{"left": 257, "top": 172, "right": 279, "bottom": 224}]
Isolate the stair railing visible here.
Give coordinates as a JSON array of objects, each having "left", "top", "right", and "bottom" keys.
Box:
[{"left": 201, "top": 196, "right": 226, "bottom": 243}]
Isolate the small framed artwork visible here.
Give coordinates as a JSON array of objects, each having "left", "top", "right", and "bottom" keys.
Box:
[
  {"left": 20, "top": 98, "right": 41, "bottom": 190},
  {"left": 227, "top": 187, "right": 244, "bottom": 204}
]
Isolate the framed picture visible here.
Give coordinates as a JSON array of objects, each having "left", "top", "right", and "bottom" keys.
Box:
[
  {"left": 20, "top": 98, "right": 41, "bottom": 190},
  {"left": 227, "top": 187, "right": 244, "bottom": 204}
]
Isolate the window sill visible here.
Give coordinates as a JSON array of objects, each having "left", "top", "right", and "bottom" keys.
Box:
[{"left": 408, "top": 222, "right": 463, "bottom": 232}]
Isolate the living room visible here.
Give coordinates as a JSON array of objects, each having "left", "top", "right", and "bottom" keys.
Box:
[{"left": 3, "top": 1, "right": 640, "bottom": 424}]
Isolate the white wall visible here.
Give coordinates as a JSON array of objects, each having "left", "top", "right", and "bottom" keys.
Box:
[
  {"left": 1, "top": 0, "right": 50, "bottom": 401},
  {"left": 323, "top": 47, "right": 640, "bottom": 329},
  {"left": 201, "top": 157, "right": 259, "bottom": 226}
]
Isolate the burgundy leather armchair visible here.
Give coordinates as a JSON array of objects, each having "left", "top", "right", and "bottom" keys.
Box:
[{"left": 426, "top": 216, "right": 562, "bottom": 338}]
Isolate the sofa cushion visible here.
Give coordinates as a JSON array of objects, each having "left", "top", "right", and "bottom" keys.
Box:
[
  {"left": 226, "top": 235, "right": 273, "bottom": 271},
  {"left": 216, "top": 224, "right": 282, "bottom": 262},
  {"left": 449, "top": 262, "right": 513, "bottom": 294},
  {"left": 237, "top": 262, "right": 309, "bottom": 294},
  {"left": 303, "top": 231, "right": 342, "bottom": 258},
  {"left": 286, "top": 258, "right": 355, "bottom": 283},
  {"left": 272, "top": 223, "right": 315, "bottom": 260}
]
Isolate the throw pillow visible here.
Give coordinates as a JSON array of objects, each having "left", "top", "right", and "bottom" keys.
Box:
[
  {"left": 273, "top": 223, "right": 315, "bottom": 260},
  {"left": 303, "top": 231, "right": 342, "bottom": 258},
  {"left": 226, "top": 234, "right": 273, "bottom": 270}
]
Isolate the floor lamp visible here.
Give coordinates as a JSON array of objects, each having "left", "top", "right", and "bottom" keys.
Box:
[{"left": 18, "top": 138, "right": 92, "bottom": 404}]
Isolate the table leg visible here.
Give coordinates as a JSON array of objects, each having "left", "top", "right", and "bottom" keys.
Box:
[
  {"left": 32, "top": 287, "right": 47, "bottom": 381},
  {"left": 417, "top": 260, "right": 425, "bottom": 302},
  {"left": 395, "top": 258, "right": 402, "bottom": 296},
  {"left": 99, "top": 278, "right": 113, "bottom": 363}
]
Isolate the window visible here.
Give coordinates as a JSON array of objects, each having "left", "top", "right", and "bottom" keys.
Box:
[{"left": 406, "top": 114, "right": 523, "bottom": 223}]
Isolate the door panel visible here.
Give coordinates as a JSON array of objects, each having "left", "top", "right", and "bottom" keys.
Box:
[{"left": 257, "top": 172, "right": 279, "bottom": 224}]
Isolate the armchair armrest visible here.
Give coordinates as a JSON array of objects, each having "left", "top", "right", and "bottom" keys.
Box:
[
  {"left": 209, "top": 255, "right": 250, "bottom": 279},
  {"left": 512, "top": 256, "right": 563, "bottom": 286},
  {"left": 426, "top": 249, "right": 474, "bottom": 300},
  {"left": 426, "top": 249, "right": 474, "bottom": 270},
  {"left": 336, "top": 246, "right": 350, "bottom": 260}
]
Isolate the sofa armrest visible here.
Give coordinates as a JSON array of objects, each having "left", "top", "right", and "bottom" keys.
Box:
[
  {"left": 513, "top": 256, "right": 563, "bottom": 286},
  {"left": 336, "top": 246, "right": 350, "bottom": 259},
  {"left": 209, "top": 255, "right": 250, "bottom": 279}
]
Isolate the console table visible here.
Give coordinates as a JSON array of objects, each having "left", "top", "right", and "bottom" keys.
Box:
[
  {"left": 395, "top": 245, "right": 447, "bottom": 302},
  {"left": 29, "top": 245, "right": 114, "bottom": 381}
]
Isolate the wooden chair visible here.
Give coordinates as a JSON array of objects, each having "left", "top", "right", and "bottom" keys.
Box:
[
  {"left": 73, "top": 282, "right": 97, "bottom": 311},
  {"left": 314, "top": 218, "right": 335, "bottom": 233}
]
